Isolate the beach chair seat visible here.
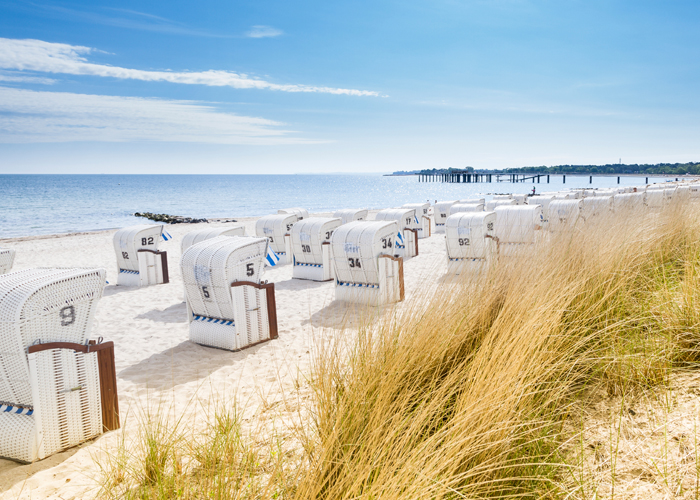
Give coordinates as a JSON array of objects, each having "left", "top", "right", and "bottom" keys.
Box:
[
  {"left": 402, "top": 203, "right": 432, "bottom": 239},
  {"left": 113, "top": 225, "right": 169, "bottom": 286},
  {"left": 333, "top": 209, "right": 369, "bottom": 225},
  {"left": 278, "top": 207, "right": 309, "bottom": 220},
  {"left": 445, "top": 212, "right": 496, "bottom": 275},
  {"left": 331, "top": 221, "right": 404, "bottom": 306},
  {"left": 494, "top": 205, "right": 544, "bottom": 258},
  {"left": 291, "top": 217, "right": 342, "bottom": 281},
  {"left": 255, "top": 214, "right": 297, "bottom": 265},
  {"left": 180, "top": 226, "right": 246, "bottom": 254},
  {"left": 0, "top": 268, "right": 118, "bottom": 463},
  {"left": 181, "top": 236, "right": 278, "bottom": 351},
  {"left": 0, "top": 248, "right": 15, "bottom": 275},
  {"left": 374, "top": 209, "right": 419, "bottom": 258}
]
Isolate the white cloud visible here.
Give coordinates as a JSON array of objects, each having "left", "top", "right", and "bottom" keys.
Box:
[
  {"left": 0, "top": 71, "right": 56, "bottom": 84},
  {"left": 0, "top": 86, "right": 321, "bottom": 144},
  {"left": 246, "top": 25, "right": 283, "bottom": 38},
  {"left": 0, "top": 38, "right": 379, "bottom": 97}
]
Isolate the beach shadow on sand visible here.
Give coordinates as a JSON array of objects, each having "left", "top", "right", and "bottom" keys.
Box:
[
  {"left": 0, "top": 447, "right": 81, "bottom": 495},
  {"left": 135, "top": 302, "right": 188, "bottom": 324},
  {"left": 118, "top": 339, "right": 269, "bottom": 389},
  {"left": 103, "top": 284, "right": 137, "bottom": 297},
  {"left": 271, "top": 277, "right": 330, "bottom": 292}
]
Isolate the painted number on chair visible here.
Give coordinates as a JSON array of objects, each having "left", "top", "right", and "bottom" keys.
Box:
[
  {"left": 348, "top": 258, "right": 361, "bottom": 268},
  {"left": 302, "top": 245, "right": 311, "bottom": 253},
  {"left": 325, "top": 231, "right": 333, "bottom": 239},
  {"left": 141, "top": 237, "right": 154, "bottom": 245},
  {"left": 406, "top": 217, "right": 412, "bottom": 225},
  {"left": 268, "top": 236, "right": 274, "bottom": 243},
  {"left": 246, "top": 263, "right": 254, "bottom": 276},
  {"left": 381, "top": 237, "right": 392, "bottom": 249},
  {"left": 458, "top": 238, "right": 470, "bottom": 246},
  {"left": 60, "top": 305, "right": 75, "bottom": 326},
  {"left": 202, "top": 286, "right": 210, "bottom": 298},
  {"left": 122, "top": 251, "right": 129, "bottom": 259}
]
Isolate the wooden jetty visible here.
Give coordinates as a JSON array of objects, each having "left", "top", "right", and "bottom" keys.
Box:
[{"left": 418, "top": 170, "right": 553, "bottom": 183}]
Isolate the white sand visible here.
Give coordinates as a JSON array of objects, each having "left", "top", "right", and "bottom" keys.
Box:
[{"left": 0, "top": 213, "right": 448, "bottom": 498}]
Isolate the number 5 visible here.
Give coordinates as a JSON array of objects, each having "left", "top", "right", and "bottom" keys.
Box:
[{"left": 246, "top": 263, "right": 254, "bottom": 276}]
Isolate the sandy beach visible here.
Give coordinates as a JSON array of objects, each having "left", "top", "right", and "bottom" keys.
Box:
[{"left": 0, "top": 212, "right": 447, "bottom": 499}]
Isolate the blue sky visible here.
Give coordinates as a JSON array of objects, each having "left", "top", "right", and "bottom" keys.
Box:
[{"left": 0, "top": 0, "right": 698, "bottom": 173}]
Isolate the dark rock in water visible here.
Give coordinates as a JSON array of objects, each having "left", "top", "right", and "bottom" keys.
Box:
[{"left": 134, "top": 212, "right": 208, "bottom": 224}]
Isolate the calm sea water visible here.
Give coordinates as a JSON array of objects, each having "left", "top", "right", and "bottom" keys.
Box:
[{"left": 0, "top": 174, "right": 678, "bottom": 239}]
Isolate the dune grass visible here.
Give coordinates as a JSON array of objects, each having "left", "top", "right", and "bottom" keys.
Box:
[{"left": 97, "top": 200, "right": 700, "bottom": 499}]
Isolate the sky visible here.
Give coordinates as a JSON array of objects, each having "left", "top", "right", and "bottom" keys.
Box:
[{"left": 0, "top": 0, "right": 698, "bottom": 174}]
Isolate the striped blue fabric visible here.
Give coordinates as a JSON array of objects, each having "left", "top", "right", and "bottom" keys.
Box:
[
  {"left": 1, "top": 404, "right": 33, "bottom": 416},
  {"left": 295, "top": 262, "right": 322, "bottom": 268},
  {"left": 265, "top": 247, "right": 280, "bottom": 267},
  {"left": 119, "top": 269, "right": 139, "bottom": 274},
  {"left": 397, "top": 231, "right": 404, "bottom": 244},
  {"left": 162, "top": 231, "right": 173, "bottom": 241},
  {"left": 192, "top": 314, "right": 234, "bottom": 326},
  {"left": 336, "top": 281, "right": 379, "bottom": 289}
]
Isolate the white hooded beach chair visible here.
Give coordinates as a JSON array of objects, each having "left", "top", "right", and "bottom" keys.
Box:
[
  {"left": 485, "top": 199, "right": 516, "bottom": 211},
  {"left": 0, "top": 248, "right": 15, "bottom": 275},
  {"left": 494, "top": 205, "right": 544, "bottom": 258},
  {"left": 462, "top": 198, "right": 486, "bottom": 205},
  {"left": 615, "top": 192, "right": 646, "bottom": 212},
  {"left": 548, "top": 200, "right": 583, "bottom": 233},
  {"left": 331, "top": 221, "right": 404, "bottom": 306},
  {"left": 581, "top": 196, "right": 613, "bottom": 221},
  {"left": 0, "top": 268, "right": 119, "bottom": 463},
  {"left": 278, "top": 207, "right": 309, "bottom": 220},
  {"left": 374, "top": 208, "right": 419, "bottom": 259},
  {"left": 448, "top": 203, "right": 484, "bottom": 216},
  {"left": 113, "top": 225, "right": 169, "bottom": 286},
  {"left": 445, "top": 212, "right": 497, "bottom": 275},
  {"left": 181, "top": 236, "right": 278, "bottom": 352},
  {"left": 402, "top": 203, "right": 432, "bottom": 239},
  {"left": 255, "top": 214, "right": 297, "bottom": 265},
  {"left": 180, "top": 226, "right": 246, "bottom": 254},
  {"left": 291, "top": 217, "right": 342, "bottom": 281},
  {"left": 333, "top": 209, "right": 369, "bottom": 225},
  {"left": 434, "top": 201, "right": 459, "bottom": 233}
]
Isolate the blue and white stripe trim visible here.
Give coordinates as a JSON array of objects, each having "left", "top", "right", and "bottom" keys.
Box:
[
  {"left": 295, "top": 262, "right": 322, "bottom": 268},
  {"left": 119, "top": 269, "right": 139, "bottom": 275},
  {"left": 450, "top": 258, "right": 486, "bottom": 262},
  {"left": 396, "top": 231, "right": 405, "bottom": 244},
  {"left": 337, "top": 281, "right": 379, "bottom": 289},
  {"left": 162, "top": 231, "right": 173, "bottom": 242},
  {"left": 1, "top": 404, "right": 33, "bottom": 416},
  {"left": 192, "top": 314, "right": 235, "bottom": 326},
  {"left": 265, "top": 247, "right": 280, "bottom": 267}
]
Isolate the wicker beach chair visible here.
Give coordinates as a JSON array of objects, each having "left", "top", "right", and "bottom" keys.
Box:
[
  {"left": 548, "top": 200, "right": 583, "bottom": 232},
  {"left": 181, "top": 236, "right": 278, "bottom": 351},
  {"left": 113, "top": 225, "right": 169, "bottom": 286},
  {"left": 291, "top": 217, "right": 342, "bottom": 281},
  {"left": 331, "top": 221, "right": 404, "bottom": 306},
  {"left": 493, "top": 205, "right": 544, "bottom": 258},
  {"left": 333, "top": 209, "right": 369, "bottom": 225},
  {"left": 402, "top": 203, "right": 432, "bottom": 239},
  {"left": 448, "top": 203, "right": 485, "bottom": 216},
  {"left": 0, "top": 268, "right": 118, "bottom": 463},
  {"left": 0, "top": 248, "right": 15, "bottom": 275},
  {"left": 445, "top": 211, "right": 496, "bottom": 275},
  {"left": 255, "top": 214, "right": 297, "bottom": 265},
  {"left": 434, "top": 201, "right": 459, "bottom": 233},
  {"left": 374, "top": 208, "right": 419, "bottom": 259}
]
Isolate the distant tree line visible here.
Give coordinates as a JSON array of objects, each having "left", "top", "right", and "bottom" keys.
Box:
[
  {"left": 396, "top": 162, "right": 700, "bottom": 176},
  {"left": 501, "top": 162, "right": 700, "bottom": 175}
]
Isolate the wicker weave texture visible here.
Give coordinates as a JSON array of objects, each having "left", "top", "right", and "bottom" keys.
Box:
[
  {"left": 0, "top": 268, "right": 106, "bottom": 407},
  {"left": 180, "top": 226, "right": 246, "bottom": 254},
  {"left": 374, "top": 208, "right": 419, "bottom": 230},
  {"left": 0, "top": 249, "right": 15, "bottom": 275},
  {"left": 549, "top": 200, "right": 583, "bottom": 232},
  {"left": 494, "top": 206, "right": 544, "bottom": 245},
  {"left": 255, "top": 215, "right": 297, "bottom": 254},
  {"left": 113, "top": 225, "right": 162, "bottom": 273}
]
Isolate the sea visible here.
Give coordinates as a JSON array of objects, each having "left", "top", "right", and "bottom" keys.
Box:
[{"left": 0, "top": 174, "right": 680, "bottom": 239}]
